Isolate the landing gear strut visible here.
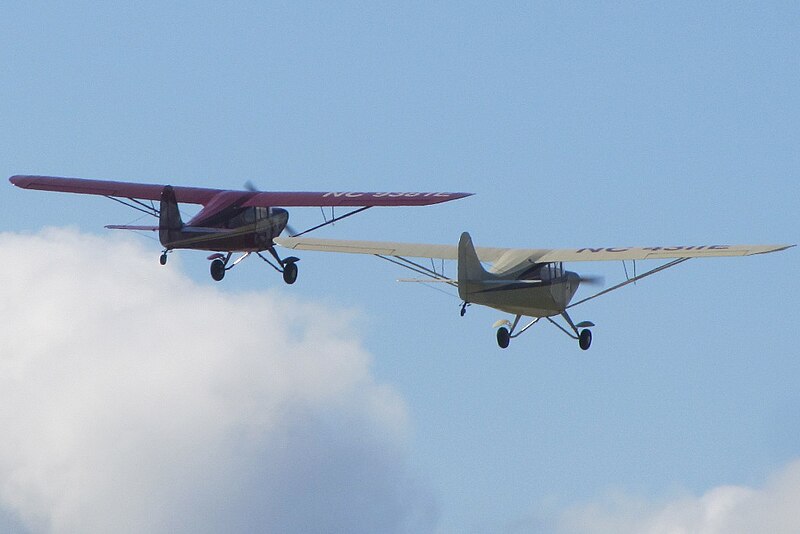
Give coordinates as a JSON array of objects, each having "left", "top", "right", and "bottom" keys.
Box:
[
  {"left": 203, "top": 249, "right": 299, "bottom": 284},
  {"left": 554, "top": 311, "right": 594, "bottom": 351},
  {"left": 492, "top": 315, "right": 540, "bottom": 349},
  {"left": 257, "top": 248, "right": 300, "bottom": 285},
  {"left": 207, "top": 252, "right": 251, "bottom": 282},
  {"left": 492, "top": 311, "right": 594, "bottom": 350}
]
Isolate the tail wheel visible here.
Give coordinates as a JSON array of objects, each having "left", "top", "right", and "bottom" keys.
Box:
[
  {"left": 159, "top": 253, "right": 168, "bottom": 266},
  {"left": 210, "top": 259, "right": 226, "bottom": 281},
  {"left": 579, "top": 329, "right": 592, "bottom": 350},
  {"left": 282, "top": 261, "right": 298, "bottom": 285},
  {"left": 496, "top": 327, "right": 510, "bottom": 349}
]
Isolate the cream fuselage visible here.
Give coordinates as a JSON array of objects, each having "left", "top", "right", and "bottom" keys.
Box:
[{"left": 461, "top": 267, "right": 581, "bottom": 317}]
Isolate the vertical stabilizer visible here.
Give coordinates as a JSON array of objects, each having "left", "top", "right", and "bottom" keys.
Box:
[
  {"left": 458, "top": 232, "right": 492, "bottom": 302},
  {"left": 159, "top": 185, "right": 183, "bottom": 247}
]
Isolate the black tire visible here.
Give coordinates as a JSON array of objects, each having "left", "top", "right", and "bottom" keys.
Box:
[
  {"left": 210, "top": 259, "right": 226, "bottom": 281},
  {"left": 496, "top": 327, "right": 510, "bottom": 349},
  {"left": 282, "top": 261, "right": 298, "bottom": 285},
  {"left": 579, "top": 329, "right": 592, "bottom": 350},
  {"left": 159, "top": 253, "right": 168, "bottom": 266}
]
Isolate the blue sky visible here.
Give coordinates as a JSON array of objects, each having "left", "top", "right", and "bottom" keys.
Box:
[{"left": 1, "top": 2, "right": 798, "bottom": 532}]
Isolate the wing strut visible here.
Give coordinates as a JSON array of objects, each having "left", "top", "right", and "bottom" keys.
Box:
[
  {"left": 568, "top": 257, "right": 691, "bottom": 309},
  {"left": 622, "top": 259, "right": 638, "bottom": 283},
  {"left": 105, "top": 195, "right": 160, "bottom": 218},
  {"left": 290, "top": 206, "right": 371, "bottom": 238}
]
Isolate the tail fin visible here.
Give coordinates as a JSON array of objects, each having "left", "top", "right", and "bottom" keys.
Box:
[
  {"left": 458, "top": 232, "right": 492, "bottom": 302},
  {"left": 159, "top": 185, "right": 183, "bottom": 247}
]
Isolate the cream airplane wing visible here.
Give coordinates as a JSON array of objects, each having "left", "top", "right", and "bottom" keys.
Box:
[
  {"left": 490, "top": 243, "right": 794, "bottom": 272},
  {"left": 275, "top": 236, "right": 509, "bottom": 262},
  {"left": 274, "top": 236, "right": 793, "bottom": 268}
]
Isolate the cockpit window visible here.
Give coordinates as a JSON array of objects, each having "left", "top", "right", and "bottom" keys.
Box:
[{"left": 524, "top": 262, "right": 564, "bottom": 281}]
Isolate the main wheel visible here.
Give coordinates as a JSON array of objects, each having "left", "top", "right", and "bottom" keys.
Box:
[
  {"left": 579, "top": 329, "right": 592, "bottom": 350},
  {"left": 282, "top": 261, "right": 298, "bottom": 285},
  {"left": 496, "top": 327, "right": 510, "bottom": 349},
  {"left": 159, "top": 253, "right": 168, "bottom": 266},
  {"left": 210, "top": 259, "right": 226, "bottom": 281}
]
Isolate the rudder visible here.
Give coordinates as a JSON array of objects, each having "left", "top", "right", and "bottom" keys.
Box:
[
  {"left": 159, "top": 185, "right": 183, "bottom": 247},
  {"left": 458, "top": 232, "right": 492, "bottom": 302}
]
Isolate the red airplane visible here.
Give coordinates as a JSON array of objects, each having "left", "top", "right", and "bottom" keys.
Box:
[{"left": 9, "top": 175, "right": 471, "bottom": 284}]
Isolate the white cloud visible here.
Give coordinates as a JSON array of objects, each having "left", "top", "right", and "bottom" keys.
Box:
[
  {"left": 0, "top": 228, "right": 436, "bottom": 534},
  {"left": 556, "top": 459, "right": 800, "bottom": 534}
]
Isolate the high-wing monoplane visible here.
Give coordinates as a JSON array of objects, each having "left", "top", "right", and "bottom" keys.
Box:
[
  {"left": 275, "top": 233, "right": 793, "bottom": 349},
  {"left": 9, "top": 175, "right": 471, "bottom": 284}
]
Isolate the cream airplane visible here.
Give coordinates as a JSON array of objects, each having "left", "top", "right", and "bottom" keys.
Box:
[{"left": 276, "top": 233, "right": 793, "bottom": 349}]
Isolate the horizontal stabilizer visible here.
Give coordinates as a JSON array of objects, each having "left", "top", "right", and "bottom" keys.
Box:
[
  {"left": 397, "top": 278, "right": 457, "bottom": 283},
  {"left": 478, "top": 279, "right": 543, "bottom": 284},
  {"left": 102, "top": 224, "right": 236, "bottom": 235},
  {"left": 105, "top": 225, "right": 158, "bottom": 231}
]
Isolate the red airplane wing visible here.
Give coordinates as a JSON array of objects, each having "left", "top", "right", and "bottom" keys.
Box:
[
  {"left": 9, "top": 175, "right": 220, "bottom": 205},
  {"left": 9, "top": 175, "right": 472, "bottom": 207},
  {"left": 241, "top": 191, "right": 473, "bottom": 207}
]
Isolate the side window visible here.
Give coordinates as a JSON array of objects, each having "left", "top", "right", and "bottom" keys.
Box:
[{"left": 243, "top": 207, "right": 256, "bottom": 224}]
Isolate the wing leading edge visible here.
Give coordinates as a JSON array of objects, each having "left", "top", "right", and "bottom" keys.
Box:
[{"left": 9, "top": 175, "right": 472, "bottom": 207}]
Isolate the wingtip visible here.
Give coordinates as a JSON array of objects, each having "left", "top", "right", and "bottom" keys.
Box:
[
  {"left": 9, "top": 175, "right": 39, "bottom": 188},
  {"left": 750, "top": 244, "right": 796, "bottom": 256},
  {"left": 425, "top": 191, "right": 474, "bottom": 205}
]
